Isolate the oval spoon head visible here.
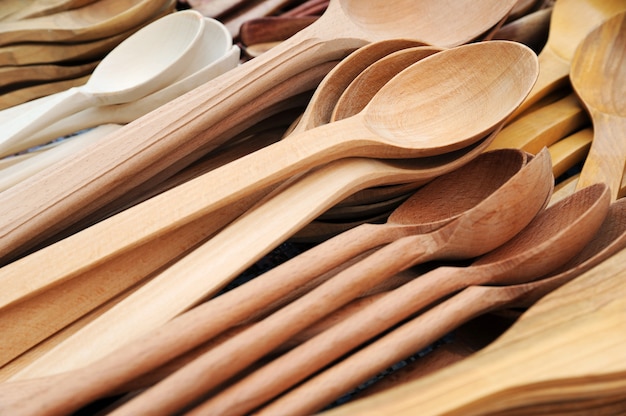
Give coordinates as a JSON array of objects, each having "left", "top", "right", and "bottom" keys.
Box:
[
  {"left": 362, "top": 40, "right": 539, "bottom": 156},
  {"left": 386, "top": 148, "right": 528, "bottom": 233},
  {"left": 331, "top": 45, "right": 443, "bottom": 122},
  {"left": 86, "top": 10, "right": 206, "bottom": 101},
  {"left": 336, "top": 0, "right": 518, "bottom": 47},
  {"left": 288, "top": 38, "right": 426, "bottom": 136},
  {"left": 473, "top": 183, "right": 611, "bottom": 285}
]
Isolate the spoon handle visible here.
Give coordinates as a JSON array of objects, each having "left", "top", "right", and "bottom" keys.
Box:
[
  {"left": 250, "top": 279, "right": 517, "bottom": 416},
  {"left": 576, "top": 113, "right": 626, "bottom": 201},
  {"left": 0, "top": 87, "right": 95, "bottom": 157},
  {"left": 99, "top": 235, "right": 437, "bottom": 416},
  {"left": 323, "top": 246, "right": 626, "bottom": 416},
  {"left": 0, "top": 7, "right": 359, "bottom": 262}
]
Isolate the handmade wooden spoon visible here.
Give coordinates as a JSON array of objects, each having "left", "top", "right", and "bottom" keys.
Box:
[
  {"left": 548, "top": 128, "right": 592, "bottom": 179},
  {"left": 323, "top": 197, "right": 625, "bottom": 416},
  {"left": 252, "top": 185, "right": 623, "bottom": 416},
  {"left": 285, "top": 38, "right": 427, "bottom": 136},
  {"left": 0, "top": 0, "right": 169, "bottom": 46},
  {"left": 0, "top": 0, "right": 517, "bottom": 262},
  {"left": 572, "top": 11, "right": 626, "bottom": 201},
  {"left": 509, "top": 0, "right": 626, "bottom": 119},
  {"left": 96, "top": 149, "right": 552, "bottom": 416},
  {"left": 331, "top": 46, "right": 443, "bottom": 122},
  {"left": 0, "top": 75, "right": 89, "bottom": 110},
  {"left": 0, "top": 10, "right": 205, "bottom": 157},
  {"left": 5, "top": 18, "right": 239, "bottom": 154},
  {"left": 0, "top": 0, "right": 98, "bottom": 21}
]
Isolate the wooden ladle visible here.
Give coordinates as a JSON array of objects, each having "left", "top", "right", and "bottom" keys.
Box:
[
  {"left": 572, "top": 11, "right": 626, "bottom": 201},
  {"left": 0, "top": 0, "right": 98, "bottom": 22},
  {"left": 0, "top": 10, "right": 206, "bottom": 157},
  {"left": 0, "top": 0, "right": 517, "bottom": 263},
  {"left": 252, "top": 185, "right": 624, "bottom": 416},
  {"left": 509, "top": 0, "right": 626, "bottom": 119},
  {"left": 97, "top": 149, "right": 553, "bottom": 416}
]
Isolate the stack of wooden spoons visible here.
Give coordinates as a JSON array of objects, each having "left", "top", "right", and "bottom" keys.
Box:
[{"left": 0, "top": 0, "right": 176, "bottom": 109}]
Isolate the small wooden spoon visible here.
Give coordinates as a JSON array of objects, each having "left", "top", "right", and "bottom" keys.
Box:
[
  {"left": 0, "top": 0, "right": 169, "bottom": 46},
  {"left": 509, "top": 0, "right": 626, "bottom": 119},
  {"left": 286, "top": 38, "right": 427, "bottom": 136},
  {"left": 252, "top": 185, "right": 622, "bottom": 416},
  {"left": 0, "top": 0, "right": 518, "bottom": 262},
  {"left": 100, "top": 149, "right": 552, "bottom": 416},
  {"left": 0, "top": 10, "right": 206, "bottom": 157},
  {"left": 572, "top": 11, "right": 626, "bottom": 201}
]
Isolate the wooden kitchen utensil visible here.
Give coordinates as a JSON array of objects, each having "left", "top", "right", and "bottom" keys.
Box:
[
  {"left": 323, "top": 194, "right": 625, "bottom": 416},
  {"left": 0, "top": 0, "right": 517, "bottom": 262},
  {"left": 0, "top": 10, "right": 206, "bottom": 157},
  {"left": 0, "top": 0, "right": 98, "bottom": 22},
  {"left": 254, "top": 185, "right": 623, "bottom": 416},
  {"left": 572, "top": 11, "right": 626, "bottom": 201},
  {"left": 509, "top": 0, "right": 626, "bottom": 120}
]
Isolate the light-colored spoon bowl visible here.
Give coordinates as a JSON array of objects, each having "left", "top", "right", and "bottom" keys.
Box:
[{"left": 0, "top": 10, "right": 206, "bottom": 157}]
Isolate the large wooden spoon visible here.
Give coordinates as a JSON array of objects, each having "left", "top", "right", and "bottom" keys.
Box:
[
  {"left": 572, "top": 11, "right": 626, "bottom": 201},
  {"left": 0, "top": 0, "right": 168, "bottom": 46},
  {"left": 510, "top": 0, "right": 626, "bottom": 119},
  {"left": 324, "top": 194, "right": 625, "bottom": 416},
  {"left": 96, "top": 149, "right": 552, "bottom": 416},
  {"left": 0, "top": 0, "right": 517, "bottom": 262},
  {"left": 0, "top": 10, "right": 206, "bottom": 157},
  {"left": 252, "top": 185, "right": 623, "bottom": 416}
]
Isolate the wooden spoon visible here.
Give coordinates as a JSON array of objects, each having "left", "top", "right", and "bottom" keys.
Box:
[
  {"left": 331, "top": 46, "right": 443, "bottom": 122},
  {"left": 286, "top": 38, "right": 427, "bottom": 136},
  {"left": 509, "top": 0, "right": 626, "bottom": 120},
  {"left": 0, "top": 0, "right": 169, "bottom": 46},
  {"left": 5, "top": 19, "right": 239, "bottom": 154},
  {"left": 252, "top": 185, "right": 622, "bottom": 416},
  {"left": 572, "top": 11, "right": 626, "bottom": 201},
  {"left": 0, "top": 0, "right": 98, "bottom": 22},
  {"left": 323, "top": 195, "right": 625, "bottom": 416},
  {"left": 0, "top": 0, "right": 518, "bottom": 262},
  {"left": 0, "top": 10, "right": 206, "bottom": 157}
]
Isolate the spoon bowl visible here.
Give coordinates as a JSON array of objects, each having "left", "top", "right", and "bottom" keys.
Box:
[
  {"left": 0, "top": 10, "right": 206, "bottom": 156},
  {"left": 572, "top": 11, "right": 626, "bottom": 200},
  {"left": 4, "top": 17, "right": 239, "bottom": 155}
]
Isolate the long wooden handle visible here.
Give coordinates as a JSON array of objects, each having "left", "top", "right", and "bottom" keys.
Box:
[{"left": 323, "top": 246, "right": 626, "bottom": 416}]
